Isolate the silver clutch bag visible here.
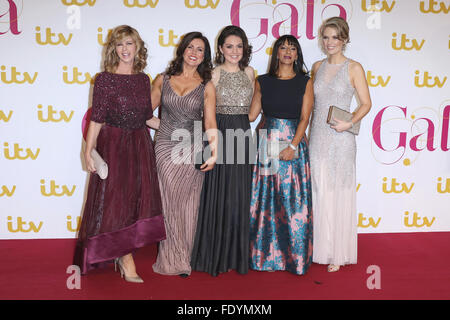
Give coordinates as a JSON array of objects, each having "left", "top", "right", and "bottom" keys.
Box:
[
  {"left": 267, "top": 140, "right": 299, "bottom": 159},
  {"left": 91, "top": 149, "right": 108, "bottom": 179},
  {"left": 327, "top": 105, "right": 360, "bottom": 135}
]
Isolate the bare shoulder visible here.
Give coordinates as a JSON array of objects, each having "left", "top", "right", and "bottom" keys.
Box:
[
  {"left": 312, "top": 60, "right": 324, "bottom": 72},
  {"left": 311, "top": 60, "right": 324, "bottom": 78},
  {"left": 347, "top": 59, "right": 369, "bottom": 89},
  {"left": 205, "top": 80, "right": 216, "bottom": 94},
  {"left": 212, "top": 67, "right": 221, "bottom": 75},
  {"left": 254, "top": 76, "right": 261, "bottom": 92},
  {"left": 348, "top": 59, "right": 365, "bottom": 74},
  {"left": 204, "top": 81, "right": 216, "bottom": 104},
  {"left": 244, "top": 66, "right": 255, "bottom": 81},
  {"left": 211, "top": 67, "right": 221, "bottom": 83},
  {"left": 152, "top": 73, "right": 164, "bottom": 87}
]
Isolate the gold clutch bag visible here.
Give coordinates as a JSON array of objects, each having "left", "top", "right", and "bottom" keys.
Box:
[
  {"left": 91, "top": 149, "right": 108, "bottom": 179},
  {"left": 327, "top": 105, "right": 360, "bottom": 135}
]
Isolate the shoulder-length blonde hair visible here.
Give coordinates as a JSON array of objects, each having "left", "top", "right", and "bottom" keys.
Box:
[{"left": 103, "top": 25, "right": 147, "bottom": 73}]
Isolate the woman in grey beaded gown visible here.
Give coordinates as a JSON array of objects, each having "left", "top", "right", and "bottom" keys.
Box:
[
  {"left": 309, "top": 17, "right": 371, "bottom": 273},
  {"left": 191, "top": 26, "right": 255, "bottom": 276},
  {"left": 151, "top": 32, "right": 217, "bottom": 276}
]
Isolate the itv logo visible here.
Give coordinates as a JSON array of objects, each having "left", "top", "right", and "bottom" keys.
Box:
[
  {"left": 7, "top": 216, "right": 43, "bottom": 233},
  {"left": 37, "top": 105, "right": 74, "bottom": 123}
]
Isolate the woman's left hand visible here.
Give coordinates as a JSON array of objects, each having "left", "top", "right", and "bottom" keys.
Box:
[
  {"left": 200, "top": 155, "right": 217, "bottom": 172},
  {"left": 279, "top": 147, "right": 295, "bottom": 161},
  {"left": 330, "top": 118, "right": 352, "bottom": 132}
]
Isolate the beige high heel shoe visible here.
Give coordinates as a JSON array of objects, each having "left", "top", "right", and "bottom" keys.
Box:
[
  {"left": 327, "top": 264, "right": 340, "bottom": 272},
  {"left": 114, "top": 258, "right": 144, "bottom": 283}
]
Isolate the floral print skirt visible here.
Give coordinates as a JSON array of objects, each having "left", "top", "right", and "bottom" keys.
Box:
[{"left": 249, "top": 116, "right": 313, "bottom": 275}]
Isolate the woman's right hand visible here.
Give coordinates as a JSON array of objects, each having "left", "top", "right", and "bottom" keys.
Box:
[
  {"left": 85, "top": 152, "right": 96, "bottom": 173},
  {"left": 200, "top": 155, "right": 217, "bottom": 172},
  {"left": 84, "top": 121, "right": 103, "bottom": 174}
]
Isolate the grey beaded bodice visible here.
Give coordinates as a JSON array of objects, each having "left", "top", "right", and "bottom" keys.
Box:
[{"left": 215, "top": 69, "right": 253, "bottom": 114}]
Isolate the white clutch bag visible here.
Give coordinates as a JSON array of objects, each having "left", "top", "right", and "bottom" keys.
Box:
[
  {"left": 267, "top": 140, "right": 299, "bottom": 159},
  {"left": 91, "top": 149, "right": 108, "bottom": 179}
]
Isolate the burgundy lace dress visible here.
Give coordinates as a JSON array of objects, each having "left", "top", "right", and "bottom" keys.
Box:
[{"left": 74, "top": 71, "right": 166, "bottom": 274}]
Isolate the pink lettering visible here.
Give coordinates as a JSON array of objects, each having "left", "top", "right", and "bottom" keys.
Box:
[
  {"left": 372, "top": 105, "right": 407, "bottom": 153},
  {"left": 372, "top": 105, "right": 449, "bottom": 165},
  {"left": 0, "top": 0, "right": 21, "bottom": 35},
  {"left": 271, "top": 3, "right": 300, "bottom": 39},
  {"left": 306, "top": 0, "right": 347, "bottom": 40},
  {"left": 409, "top": 118, "right": 436, "bottom": 151},
  {"left": 231, "top": 0, "right": 348, "bottom": 45},
  {"left": 442, "top": 105, "right": 450, "bottom": 151}
]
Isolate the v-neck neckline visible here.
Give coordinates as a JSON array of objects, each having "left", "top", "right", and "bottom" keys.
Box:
[{"left": 167, "top": 78, "right": 202, "bottom": 98}]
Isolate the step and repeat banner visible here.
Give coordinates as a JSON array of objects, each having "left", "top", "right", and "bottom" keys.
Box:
[{"left": 0, "top": 0, "right": 449, "bottom": 239}]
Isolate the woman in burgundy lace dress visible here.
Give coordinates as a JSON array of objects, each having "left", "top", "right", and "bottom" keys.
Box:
[{"left": 73, "top": 25, "right": 166, "bottom": 283}]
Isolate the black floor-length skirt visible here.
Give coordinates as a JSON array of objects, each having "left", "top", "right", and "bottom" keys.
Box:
[{"left": 191, "top": 114, "right": 254, "bottom": 276}]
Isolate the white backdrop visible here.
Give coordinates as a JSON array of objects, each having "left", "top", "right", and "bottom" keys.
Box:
[{"left": 0, "top": 0, "right": 449, "bottom": 239}]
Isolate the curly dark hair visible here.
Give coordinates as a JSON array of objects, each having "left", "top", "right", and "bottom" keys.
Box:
[
  {"left": 215, "top": 25, "right": 252, "bottom": 70},
  {"left": 166, "top": 31, "right": 212, "bottom": 84}
]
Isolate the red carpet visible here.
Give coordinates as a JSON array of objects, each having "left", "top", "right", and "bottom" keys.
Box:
[{"left": 1, "top": 232, "right": 449, "bottom": 300}]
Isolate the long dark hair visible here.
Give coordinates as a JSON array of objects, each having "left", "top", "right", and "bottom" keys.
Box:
[
  {"left": 166, "top": 31, "right": 212, "bottom": 84},
  {"left": 268, "top": 35, "right": 308, "bottom": 78},
  {"left": 215, "top": 25, "right": 252, "bottom": 70}
]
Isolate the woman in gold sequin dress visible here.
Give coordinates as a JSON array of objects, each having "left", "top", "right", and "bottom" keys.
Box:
[{"left": 191, "top": 26, "right": 255, "bottom": 276}]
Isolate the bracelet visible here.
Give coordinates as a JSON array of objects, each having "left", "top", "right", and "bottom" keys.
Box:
[{"left": 289, "top": 143, "right": 297, "bottom": 151}]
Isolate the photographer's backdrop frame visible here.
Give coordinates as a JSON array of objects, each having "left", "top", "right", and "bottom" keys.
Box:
[{"left": 1, "top": 0, "right": 449, "bottom": 239}]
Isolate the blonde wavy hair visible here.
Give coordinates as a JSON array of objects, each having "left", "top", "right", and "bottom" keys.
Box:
[
  {"left": 103, "top": 25, "right": 147, "bottom": 73},
  {"left": 318, "top": 17, "right": 350, "bottom": 54}
]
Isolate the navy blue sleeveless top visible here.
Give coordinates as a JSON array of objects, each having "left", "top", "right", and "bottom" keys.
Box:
[{"left": 258, "top": 72, "right": 309, "bottom": 119}]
